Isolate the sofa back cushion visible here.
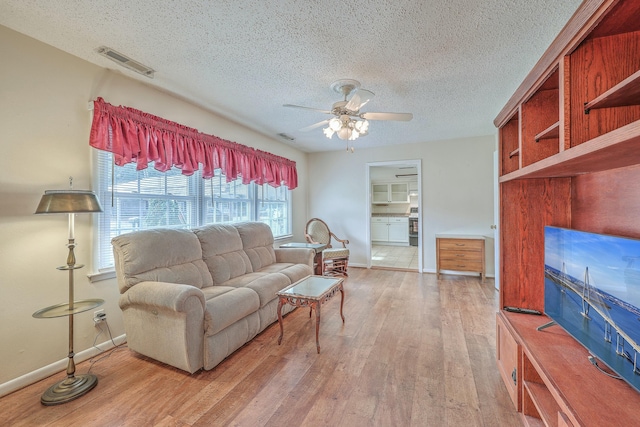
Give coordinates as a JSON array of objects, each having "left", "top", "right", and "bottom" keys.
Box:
[
  {"left": 234, "top": 222, "right": 277, "bottom": 271},
  {"left": 193, "top": 224, "right": 253, "bottom": 285},
  {"left": 112, "top": 228, "right": 213, "bottom": 294}
]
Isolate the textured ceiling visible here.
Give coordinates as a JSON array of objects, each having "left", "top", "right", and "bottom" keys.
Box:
[{"left": 0, "top": 0, "right": 582, "bottom": 153}]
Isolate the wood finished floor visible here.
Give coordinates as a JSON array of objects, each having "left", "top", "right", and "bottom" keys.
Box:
[{"left": 0, "top": 268, "right": 520, "bottom": 426}]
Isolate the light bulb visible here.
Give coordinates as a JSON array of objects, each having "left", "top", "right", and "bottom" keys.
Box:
[
  {"left": 329, "top": 118, "right": 342, "bottom": 131},
  {"left": 355, "top": 120, "right": 369, "bottom": 133},
  {"left": 337, "top": 126, "right": 352, "bottom": 140},
  {"left": 323, "top": 127, "right": 335, "bottom": 138}
]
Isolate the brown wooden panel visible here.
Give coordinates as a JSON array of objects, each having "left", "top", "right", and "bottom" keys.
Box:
[
  {"left": 522, "top": 87, "right": 560, "bottom": 166},
  {"left": 439, "top": 260, "right": 483, "bottom": 272},
  {"left": 571, "top": 163, "right": 640, "bottom": 238},
  {"left": 496, "top": 313, "right": 520, "bottom": 410},
  {"left": 500, "top": 179, "right": 571, "bottom": 312},
  {"left": 439, "top": 252, "right": 482, "bottom": 262},
  {"left": 499, "top": 121, "right": 640, "bottom": 181},
  {"left": 562, "top": 55, "right": 571, "bottom": 151},
  {"left": 438, "top": 239, "right": 483, "bottom": 251},
  {"left": 494, "top": 0, "right": 608, "bottom": 128},
  {"left": 587, "top": 0, "right": 640, "bottom": 39},
  {"left": 504, "top": 311, "right": 640, "bottom": 427},
  {"left": 501, "top": 116, "right": 520, "bottom": 175},
  {"left": 570, "top": 30, "right": 640, "bottom": 146}
]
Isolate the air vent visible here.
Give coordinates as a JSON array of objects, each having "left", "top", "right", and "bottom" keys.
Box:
[
  {"left": 277, "top": 133, "right": 295, "bottom": 141},
  {"left": 96, "top": 46, "right": 155, "bottom": 78}
]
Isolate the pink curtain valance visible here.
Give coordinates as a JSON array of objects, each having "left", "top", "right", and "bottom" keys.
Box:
[{"left": 89, "top": 97, "right": 298, "bottom": 189}]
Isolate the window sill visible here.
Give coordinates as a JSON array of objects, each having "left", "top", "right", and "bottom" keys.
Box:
[{"left": 88, "top": 268, "right": 116, "bottom": 283}]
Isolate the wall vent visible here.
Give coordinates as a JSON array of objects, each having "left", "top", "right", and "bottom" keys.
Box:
[
  {"left": 96, "top": 46, "right": 155, "bottom": 78},
  {"left": 277, "top": 133, "right": 295, "bottom": 141}
]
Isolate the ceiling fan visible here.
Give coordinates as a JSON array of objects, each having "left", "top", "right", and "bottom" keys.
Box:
[{"left": 284, "top": 79, "right": 413, "bottom": 150}]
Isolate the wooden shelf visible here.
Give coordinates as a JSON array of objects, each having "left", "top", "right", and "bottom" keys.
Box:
[
  {"left": 500, "top": 119, "right": 640, "bottom": 182},
  {"left": 500, "top": 311, "right": 640, "bottom": 427},
  {"left": 524, "top": 381, "right": 560, "bottom": 426},
  {"left": 522, "top": 415, "right": 545, "bottom": 427},
  {"left": 496, "top": 2, "right": 640, "bottom": 425},
  {"left": 584, "top": 69, "right": 640, "bottom": 113},
  {"left": 534, "top": 121, "right": 560, "bottom": 142}
]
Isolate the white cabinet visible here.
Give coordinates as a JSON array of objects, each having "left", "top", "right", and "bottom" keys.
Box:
[
  {"left": 371, "top": 217, "right": 389, "bottom": 241},
  {"left": 371, "top": 217, "right": 409, "bottom": 243},
  {"left": 388, "top": 218, "right": 409, "bottom": 242},
  {"left": 372, "top": 183, "right": 409, "bottom": 204}
]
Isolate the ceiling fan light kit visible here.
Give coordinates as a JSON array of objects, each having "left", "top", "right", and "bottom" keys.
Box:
[
  {"left": 284, "top": 79, "right": 412, "bottom": 152},
  {"left": 323, "top": 115, "right": 369, "bottom": 141}
]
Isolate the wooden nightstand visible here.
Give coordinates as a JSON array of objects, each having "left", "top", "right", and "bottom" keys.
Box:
[{"left": 436, "top": 235, "right": 485, "bottom": 282}]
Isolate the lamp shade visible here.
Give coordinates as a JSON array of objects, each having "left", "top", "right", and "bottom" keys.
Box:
[{"left": 35, "top": 190, "right": 103, "bottom": 214}]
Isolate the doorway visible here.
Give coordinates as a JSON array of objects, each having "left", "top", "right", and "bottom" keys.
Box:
[{"left": 367, "top": 160, "right": 422, "bottom": 271}]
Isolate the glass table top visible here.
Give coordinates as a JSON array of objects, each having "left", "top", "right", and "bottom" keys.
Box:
[
  {"left": 278, "top": 276, "right": 342, "bottom": 298},
  {"left": 33, "top": 299, "right": 105, "bottom": 318}
]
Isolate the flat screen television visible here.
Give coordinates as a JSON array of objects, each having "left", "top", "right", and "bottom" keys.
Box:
[{"left": 544, "top": 226, "right": 640, "bottom": 393}]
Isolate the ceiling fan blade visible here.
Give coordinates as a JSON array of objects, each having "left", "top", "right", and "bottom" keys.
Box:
[
  {"left": 345, "top": 89, "right": 375, "bottom": 111},
  {"left": 299, "top": 119, "right": 330, "bottom": 132},
  {"left": 360, "top": 112, "right": 413, "bottom": 121},
  {"left": 283, "top": 104, "right": 332, "bottom": 114}
]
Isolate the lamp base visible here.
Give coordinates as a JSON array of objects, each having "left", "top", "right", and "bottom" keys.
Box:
[{"left": 40, "top": 374, "right": 98, "bottom": 406}]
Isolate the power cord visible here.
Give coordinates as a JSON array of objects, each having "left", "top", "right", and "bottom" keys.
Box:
[
  {"left": 588, "top": 355, "right": 622, "bottom": 380},
  {"left": 87, "top": 319, "right": 127, "bottom": 374}
]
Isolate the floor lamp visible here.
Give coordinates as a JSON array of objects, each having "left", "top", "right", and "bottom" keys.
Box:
[{"left": 33, "top": 182, "right": 104, "bottom": 406}]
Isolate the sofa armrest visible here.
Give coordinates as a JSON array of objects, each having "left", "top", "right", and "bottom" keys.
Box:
[
  {"left": 274, "top": 248, "right": 314, "bottom": 267},
  {"left": 119, "top": 281, "right": 205, "bottom": 312}
]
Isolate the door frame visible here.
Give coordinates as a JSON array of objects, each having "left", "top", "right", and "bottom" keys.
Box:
[{"left": 366, "top": 159, "right": 422, "bottom": 271}]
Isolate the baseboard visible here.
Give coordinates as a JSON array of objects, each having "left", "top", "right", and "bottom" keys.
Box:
[
  {"left": 0, "top": 334, "right": 127, "bottom": 398},
  {"left": 351, "top": 265, "right": 494, "bottom": 279}
]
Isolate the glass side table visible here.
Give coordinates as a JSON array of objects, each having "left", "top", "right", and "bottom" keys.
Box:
[
  {"left": 33, "top": 299, "right": 104, "bottom": 319},
  {"left": 279, "top": 242, "right": 326, "bottom": 275},
  {"left": 32, "top": 298, "right": 104, "bottom": 405}
]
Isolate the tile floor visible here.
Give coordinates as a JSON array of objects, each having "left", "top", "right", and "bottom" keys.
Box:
[{"left": 371, "top": 244, "right": 419, "bottom": 270}]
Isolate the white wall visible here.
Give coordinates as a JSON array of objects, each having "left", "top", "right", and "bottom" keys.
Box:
[
  {"left": 0, "top": 25, "right": 309, "bottom": 389},
  {"left": 307, "top": 136, "right": 496, "bottom": 273}
]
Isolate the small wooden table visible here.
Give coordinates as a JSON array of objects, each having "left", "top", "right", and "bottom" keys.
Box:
[
  {"left": 279, "top": 242, "right": 326, "bottom": 275},
  {"left": 436, "top": 235, "right": 486, "bottom": 282},
  {"left": 277, "top": 275, "right": 345, "bottom": 353}
]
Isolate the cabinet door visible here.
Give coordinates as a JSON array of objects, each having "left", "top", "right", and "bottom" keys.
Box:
[
  {"left": 371, "top": 218, "right": 389, "bottom": 241},
  {"left": 388, "top": 218, "right": 409, "bottom": 243},
  {"left": 496, "top": 313, "right": 520, "bottom": 410},
  {"left": 372, "top": 184, "right": 389, "bottom": 203},
  {"left": 390, "top": 183, "right": 409, "bottom": 202}
]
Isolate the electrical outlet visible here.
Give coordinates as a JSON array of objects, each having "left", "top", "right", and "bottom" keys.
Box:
[{"left": 93, "top": 309, "right": 106, "bottom": 324}]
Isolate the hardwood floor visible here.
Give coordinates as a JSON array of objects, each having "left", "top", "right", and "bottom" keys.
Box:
[{"left": 0, "top": 268, "right": 520, "bottom": 426}]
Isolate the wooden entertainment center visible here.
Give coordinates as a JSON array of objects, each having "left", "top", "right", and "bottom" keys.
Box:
[{"left": 494, "top": 0, "right": 640, "bottom": 425}]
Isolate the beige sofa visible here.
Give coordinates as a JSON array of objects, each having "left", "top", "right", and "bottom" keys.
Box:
[{"left": 112, "top": 222, "right": 313, "bottom": 373}]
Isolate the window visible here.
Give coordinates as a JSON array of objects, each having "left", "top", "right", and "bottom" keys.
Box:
[{"left": 95, "top": 151, "right": 291, "bottom": 270}]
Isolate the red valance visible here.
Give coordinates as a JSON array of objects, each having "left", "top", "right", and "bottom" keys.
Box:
[{"left": 89, "top": 97, "right": 298, "bottom": 189}]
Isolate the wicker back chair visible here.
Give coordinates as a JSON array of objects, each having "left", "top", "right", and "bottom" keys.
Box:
[{"left": 305, "top": 218, "right": 349, "bottom": 276}]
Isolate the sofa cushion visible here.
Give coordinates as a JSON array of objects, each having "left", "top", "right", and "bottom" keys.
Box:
[
  {"left": 221, "top": 272, "right": 268, "bottom": 288},
  {"left": 201, "top": 285, "right": 236, "bottom": 300},
  {"left": 235, "top": 222, "right": 277, "bottom": 271},
  {"left": 194, "top": 224, "right": 253, "bottom": 285},
  {"left": 267, "top": 263, "right": 313, "bottom": 284},
  {"left": 204, "top": 287, "right": 260, "bottom": 336},
  {"left": 112, "top": 228, "right": 213, "bottom": 293},
  {"left": 242, "top": 272, "right": 291, "bottom": 307}
]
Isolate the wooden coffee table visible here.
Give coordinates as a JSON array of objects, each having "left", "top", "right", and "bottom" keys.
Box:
[{"left": 277, "top": 275, "right": 345, "bottom": 353}]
